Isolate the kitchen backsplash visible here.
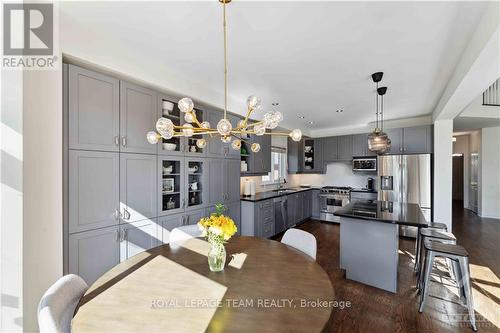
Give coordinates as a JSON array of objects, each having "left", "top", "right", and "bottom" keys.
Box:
[{"left": 240, "top": 162, "right": 376, "bottom": 194}]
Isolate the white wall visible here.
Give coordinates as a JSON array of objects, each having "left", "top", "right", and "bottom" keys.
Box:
[
  {"left": 22, "top": 68, "right": 63, "bottom": 331},
  {"left": 480, "top": 127, "right": 500, "bottom": 218},
  {"left": 1, "top": 70, "right": 24, "bottom": 332},
  {"left": 434, "top": 120, "right": 453, "bottom": 230},
  {"left": 453, "top": 134, "right": 470, "bottom": 208}
]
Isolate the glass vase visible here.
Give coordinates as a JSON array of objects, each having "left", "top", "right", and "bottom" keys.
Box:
[{"left": 208, "top": 242, "right": 226, "bottom": 272}]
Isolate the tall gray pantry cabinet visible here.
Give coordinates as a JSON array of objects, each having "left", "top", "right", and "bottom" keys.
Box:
[{"left": 64, "top": 64, "right": 241, "bottom": 285}]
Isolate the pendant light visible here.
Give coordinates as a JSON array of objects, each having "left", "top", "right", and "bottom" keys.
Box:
[{"left": 368, "top": 72, "right": 391, "bottom": 154}]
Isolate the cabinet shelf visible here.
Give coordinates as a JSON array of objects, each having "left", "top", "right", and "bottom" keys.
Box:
[
  {"left": 162, "top": 191, "right": 180, "bottom": 195},
  {"left": 163, "top": 173, "right": 180, "bottom": 176}
]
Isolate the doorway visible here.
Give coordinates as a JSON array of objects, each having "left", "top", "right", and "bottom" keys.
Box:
[{"left": 452, "top": 154, "right": 464, "bottom": 205}]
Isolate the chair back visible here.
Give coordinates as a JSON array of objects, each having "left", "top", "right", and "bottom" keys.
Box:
[
  {"left": 38, "top": 274, "right": 88, "bottom": 333},
  {"left": 281, "top": 228, "right": 317, "bottom": 260}
]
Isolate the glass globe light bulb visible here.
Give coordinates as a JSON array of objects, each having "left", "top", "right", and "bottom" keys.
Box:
[
  {"left": 251, "top": 142, "right": 261, "bottom": 153},
  {"left": 178, "top": 97, "right": 194, "bottom": 113},
  {"left": 267, "top": 121, "right": 279, "bottom": 129},
  {"left": 262, "top": 112, "right": 273, "bottom": 128},
  {"left": 254, "top": 123, "right": 266, "bottom": 136},
  {"left": 200, "top": 121, "right": 211, "bottom": 129},
  {"left": 184, "top": 112, "right": 195, "bottom": 123},
  {"left": 272, "top": 111, "right": 283, "bottom": 123},
  {"left": 196, "top": 138, "right": 207, "bottom": 148},
  {"left": 231, "top": 139, "right": 241, "bottom": 150},
  {"left": 246, "top": 95, "right": 262, "bottom": 110},
  {"left": 156, "top": 117, "right": 174, "bottom": 133},
  {"left": 217, "top": 118, "right": 232, "bottom": 136},
  {"left": 146, "top": 131, "right": 159, "bottom": 144},
  {"left": 289, "top": 129, "right": 302, "bottom": 142},
  {"left": 221, "top": 136, "right": 231, "bottom": 143},
  {"left": 182, "top": 124, "right": 194, "bottom": 137}
]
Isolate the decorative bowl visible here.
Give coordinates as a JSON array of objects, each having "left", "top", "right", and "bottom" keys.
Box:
[{"left": 163, "top": 143, "right": 177, "bottom": 151}]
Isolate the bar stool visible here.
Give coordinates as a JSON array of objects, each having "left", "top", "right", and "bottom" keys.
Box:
[
  {"left": 419, "top": 239, "right": 477, "bottom": 331},
  {"left": 414, "top": 222, "right": 448, "bottom": 272},
  {"left": 417, "top": 229, "right": 457, "bottom": 291}
]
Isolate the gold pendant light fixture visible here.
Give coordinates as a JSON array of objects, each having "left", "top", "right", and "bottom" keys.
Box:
[
  {"left": 367, "top": 72, "right": 391, "bottom": 155},
  {"left": 147, "top": 0, "right": 303, "bottom": 152}
]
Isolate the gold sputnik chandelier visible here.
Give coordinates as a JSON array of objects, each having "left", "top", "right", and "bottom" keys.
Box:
[{"left": 146, "top": 0, "right": 302, "bottom": 153}]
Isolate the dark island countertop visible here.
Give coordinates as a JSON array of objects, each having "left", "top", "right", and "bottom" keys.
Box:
[
  {"left": 333, "top": 200, "right": 428, "bottom": 227},
  {"left": 240, "top": 187, "right": 319, "bottom": 202},
  {"left": 351, "top": 188, "right": 377, "bottom": 193}
]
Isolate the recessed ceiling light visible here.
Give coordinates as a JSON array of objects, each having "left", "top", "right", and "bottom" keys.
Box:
[
  {"left": 271, "top": 102, "right": 279, "bottom": 106},
  {"left": 308, "top": 121, "right": 314, "bottom": 125},
  {"left": 299, "top": 116, "right": 305, "bottom": 119},
  {"left": 336, "top": 109, "right": 343, "bottom": 113}
]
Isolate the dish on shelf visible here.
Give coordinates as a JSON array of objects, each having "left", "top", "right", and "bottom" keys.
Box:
[
  {"left": 304, "top": 146, "right": 312, "bottom": 152},
  {"left": 188, "top": 165, "right": 199, "bottom": 173},
  {"left": 163, "top": 143, "right": 177, "bottom": 151}
]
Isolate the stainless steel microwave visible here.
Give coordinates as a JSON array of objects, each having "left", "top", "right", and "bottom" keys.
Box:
[{"left": 352, "top": 157, "right": 377, "bottom": 172}]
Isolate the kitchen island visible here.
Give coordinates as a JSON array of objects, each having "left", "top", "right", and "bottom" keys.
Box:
[{"left": 334, "top": 200, "right": 428, "bottom": 293}]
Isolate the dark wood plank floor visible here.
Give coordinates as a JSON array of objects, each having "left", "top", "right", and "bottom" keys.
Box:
[{"left": 275, "top": 202, "right": 500, "bottom": 332}]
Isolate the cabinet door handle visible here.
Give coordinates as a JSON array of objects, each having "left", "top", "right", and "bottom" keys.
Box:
[
  {"left": 114, "top": 209, "right": 122, "bottom": 220},
  {"left": 114, "top": 230, "right": 120, "bottom": 241},
  {"left": 122, "top": 229, "right": 127, "bottom": 241},
  {"left": 121, "top": 137, "right": 127, "bottom": 147},
  {"left": 123, "top": 208, "right": 131, "bottom": 220},
  {"left": 114, "top": 136, "right": 120, "bottom": 146},
  {"left": 181, "top": 198, "right": 185, "bottom": 208}
]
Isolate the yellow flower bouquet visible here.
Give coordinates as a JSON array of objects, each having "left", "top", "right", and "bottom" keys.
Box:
[{"left": 198, "top": 204, "right": 237, "bottom": 272}]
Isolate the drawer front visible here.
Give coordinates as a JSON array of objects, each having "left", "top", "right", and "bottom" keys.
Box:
[
  {"left": 262, "top": 221, "right": 274, "bottom": 238},
  {"left": 259, "top": 200, "right": 273, "bottom": 209},
  {"left": 261, "top": 206, "right": 274, "bottom": 219}
]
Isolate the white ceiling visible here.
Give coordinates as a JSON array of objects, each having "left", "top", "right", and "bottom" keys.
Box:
[{"left": 60, "top": 1, "right": 488, "bottom": 136}]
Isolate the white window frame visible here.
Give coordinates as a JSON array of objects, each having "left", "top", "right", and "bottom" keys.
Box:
[{"left": 261, "top": 147, "right": 287, "bottom": 185}]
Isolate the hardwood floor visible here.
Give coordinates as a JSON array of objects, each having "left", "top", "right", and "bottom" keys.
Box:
[{"left": 275, "top": 203, "right": 500, "bottom": 332}]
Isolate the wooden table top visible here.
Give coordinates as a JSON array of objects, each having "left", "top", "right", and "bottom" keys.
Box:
[{"left": 72, "top": 236, "right": 334, "bottom": 333}]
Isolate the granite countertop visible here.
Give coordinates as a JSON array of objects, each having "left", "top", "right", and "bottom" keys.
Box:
[
  {"left": 333, "top": 200, "right": 428, "bottom": 227},
  {"left": 240, "top": 187, "right": 320, "bottom": 202},
  {"left": 351, "top": 188, "right": 377, "bottom": 193}
]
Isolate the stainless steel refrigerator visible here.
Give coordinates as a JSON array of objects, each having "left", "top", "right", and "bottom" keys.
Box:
[{"left": 378, "top": 154, "right": 432, "bottom": 237}]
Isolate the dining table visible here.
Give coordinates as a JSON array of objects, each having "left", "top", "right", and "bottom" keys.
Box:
[{"left": 71, "top": 236, "right": 334, "bottom": 332}]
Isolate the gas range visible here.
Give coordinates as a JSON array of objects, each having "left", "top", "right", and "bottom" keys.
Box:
[
  {"left": 320, "top": 186, "right": 352, "bottom": 223},
  {"left": 320, "top": 186, "right": 352, "bottom": 195}
]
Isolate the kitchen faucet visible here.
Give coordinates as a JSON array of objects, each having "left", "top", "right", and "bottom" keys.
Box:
[{"left": 277, "top": 177, "right": 287, "bottom": 191}]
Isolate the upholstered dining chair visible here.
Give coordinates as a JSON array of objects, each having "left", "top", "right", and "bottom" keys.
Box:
[
  {"left": 38, "top": 274, "right": 88, "bottom": 333},
  {"left": 281, "top": 228, "right": 317, "bottom": 260},
  {"left": 170, "top": 224, "right": 202, "bottom": 243}
]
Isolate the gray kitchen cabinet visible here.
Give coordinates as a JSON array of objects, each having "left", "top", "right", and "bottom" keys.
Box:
[
  {"left": 157, "top": 94, "right": 185, "bottom": 156},
  {"left": 185, "top": 158, "right": 208, "bottom": 211},
  {"left": 287, "top": 193, "right": 301, "bottom": 227},
  {"left": 385, "top": 128, "right": 403, "bottom": 154},
  {"left": 402, "top": 125, "right": 433, "bottom": 153},
  {"left": 246, "top": 134, "right": 271, "bottom": 175},
  {"left": 226, "top": 202, "right": 241, "bottom": 235},
  {"left": 240, "top": 199, "right": 273, "bottom": 238},
  {"left": 302, "top": 191, "right": 312, "bottom": 220},
  {"left": 68, "top": 65, "right": 120, "bottom": 152},
  {"left": 226, "top": 115, "right": 242, "bottom": 159},
  {"left": 207, "top": 110, "right": 226, "bottom": 158},
  {"left": 311, "top": 189, "right": 321, "bottom": 219},
  {"left": 184, "top": 107, "right": 208, "bottom": 157},
  {"left": 323, "top": 136, "right": 339, "bottom": 161},
  {"left": 225, "top": 159, "right": 241, "bottom": 203},
  {"left": 158, "top": 156, "right": 185, "bottom": 216},
  {"left": 120, "top": 219, "right": 157, "bottom": 262},
  {"left": 69, "top": 225, "right": 120, "bottom": 285},
  {"left": 352, "top": 133, "right": 375, "bottom": 157},
  {"left": 209, "top": 158, "right": 225, "bottom": 204},
  {"left": 120, "top": 153, "right": 157, "bottom": 222},
  {"left": 120, "top": 81, "right": 157, "bottom": 154},
  {"left": 69, "top": 150, "right": 120, "bottom": 233},
  {"left": 158, "top": 214, "right": 183, "bottom": 244},
  {"left": 287, "top": 137, "right": 301, "bottom": 173},
  {"left": 338, "top": 135, "right": 353, "bottom": 160},
  {"left": 185, "top": 208, "right": 206, "bottom": 226},
  {"left": 302, "top": 138, "right": 324, "bottom": 173}
]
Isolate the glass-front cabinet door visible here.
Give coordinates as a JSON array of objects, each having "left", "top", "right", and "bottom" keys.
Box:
[
  {"left": 158, "top": 157, "right": 185, "bottom": 216},
  {"left": 184, "top": 107, "right": 206, "bottom": 156},
  {"left": 185, "top": 158, "right": 208, "bottom": 211},
  {"left": 158, "top": 95, "right": 184, "bottom": 155}
]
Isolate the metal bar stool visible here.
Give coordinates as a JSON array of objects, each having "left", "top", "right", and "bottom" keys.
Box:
[
  {"left": 417, "top": 228, "right": 457, "bottom": 291},
  {"left": 414, "top": 222, "right": 448, "bottom": 272},
  {"left": 419, "top": 239, "right": 477, "bottom": 331}
]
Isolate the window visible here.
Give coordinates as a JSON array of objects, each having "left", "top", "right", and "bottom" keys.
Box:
[{"left": 262, "top": 147, "right": 287, "bottom": 183}]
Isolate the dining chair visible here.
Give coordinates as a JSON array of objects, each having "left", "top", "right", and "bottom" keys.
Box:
[
  {"left": 38, "top": 274, "right": 88, "bottom": 333},
  {"left": 281, "top": 228, "right": 317, "bottom": 260},
  {"left": 170, "top": 224, "right": 202, "bottom": 243}
]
